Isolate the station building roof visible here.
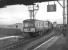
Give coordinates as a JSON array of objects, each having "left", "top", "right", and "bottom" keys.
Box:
[{"left": 0, "top": 0, "right": 58, "bottom": 8}]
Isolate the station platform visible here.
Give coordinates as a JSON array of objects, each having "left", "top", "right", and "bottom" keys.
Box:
[{"left": 34, "top": 34, "right": 65, "bottom": 50}]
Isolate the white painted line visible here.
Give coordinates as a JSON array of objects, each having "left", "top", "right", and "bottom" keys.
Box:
[
  {"left": 0, "top": 36, "right": 20, "bottom": 40},
  {"left": 33, "top": 36, "right": 55, "bottom": 50}
]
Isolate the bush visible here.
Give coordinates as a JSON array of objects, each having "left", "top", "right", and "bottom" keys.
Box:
[{"left": 0, "top": 28, "right": 23, "bottom": 36}]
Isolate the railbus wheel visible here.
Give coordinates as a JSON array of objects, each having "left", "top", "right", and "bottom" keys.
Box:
[{"left": 38, "top": 32, "right": 43, "bottom": 36}]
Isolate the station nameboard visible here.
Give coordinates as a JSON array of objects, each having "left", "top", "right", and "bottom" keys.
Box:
[{"left": 47, "top": 4, "right": 56, "bottom": 12}]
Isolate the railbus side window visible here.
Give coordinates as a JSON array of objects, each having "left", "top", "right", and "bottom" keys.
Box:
[{"left": 44, "top": 22, "right": 48, "bottom": 27}]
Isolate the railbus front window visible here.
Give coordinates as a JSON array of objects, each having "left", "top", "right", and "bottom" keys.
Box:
[{"left": 24, "top": 23, "right": 29, "bottom": 27}]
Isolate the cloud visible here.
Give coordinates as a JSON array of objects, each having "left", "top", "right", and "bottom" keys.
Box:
[{"left": 0, "top": 4, "right": 29, "bottom": 25}]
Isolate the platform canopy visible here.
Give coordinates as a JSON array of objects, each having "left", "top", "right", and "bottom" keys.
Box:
[{"left": 0, "top": 0, "right": 58, "bottom": 8}]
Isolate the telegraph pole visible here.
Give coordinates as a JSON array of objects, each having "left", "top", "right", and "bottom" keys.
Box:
[{"left": 28, "top": 4, "right": 39, "bottom": 19}]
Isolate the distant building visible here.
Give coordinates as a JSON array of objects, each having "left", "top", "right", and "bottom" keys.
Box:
[{"left": 15, "top": 23, "right": 23, "bottom": 31}]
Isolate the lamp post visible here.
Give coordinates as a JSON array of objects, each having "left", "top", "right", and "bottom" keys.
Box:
[
  {"left": 57, "top": 0, "right": 66, "bottom": 24},
  {"left": 63, "top": 0, "right": 65, "bottom": 24},
  {"left": 33, "top": 4, "right": 34, "bottom": 19}
]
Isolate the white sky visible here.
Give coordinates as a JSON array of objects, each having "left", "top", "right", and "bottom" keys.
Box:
[{"left": 0, "top": 0, "right": 67, "bottom": 25}]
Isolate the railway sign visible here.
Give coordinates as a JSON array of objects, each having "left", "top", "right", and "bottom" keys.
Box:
[{"left": 47, "top": 4, "right": 56, "bottom": 12}]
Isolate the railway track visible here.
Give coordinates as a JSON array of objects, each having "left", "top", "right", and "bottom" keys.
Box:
[{"left": 1, "top": 29, "right": 59, "bottom": 50}]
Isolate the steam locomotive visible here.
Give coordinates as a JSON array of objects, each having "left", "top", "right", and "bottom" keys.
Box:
[{"left": 23, "top": 19, "right": 53, "bottom": 37}]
